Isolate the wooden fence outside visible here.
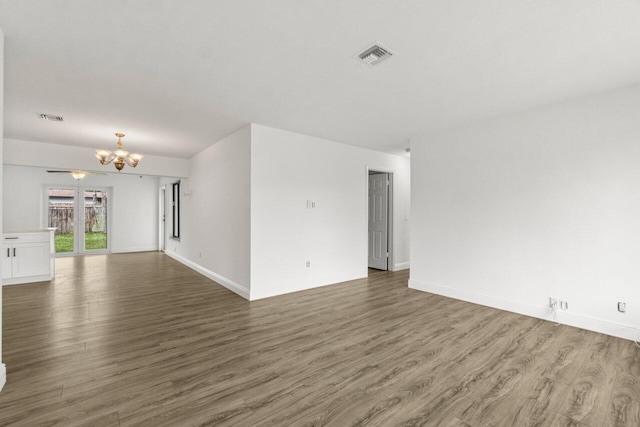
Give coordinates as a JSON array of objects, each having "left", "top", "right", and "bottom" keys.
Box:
[{"left": 48, "top": 206, "right": 107, "bottom": 235}]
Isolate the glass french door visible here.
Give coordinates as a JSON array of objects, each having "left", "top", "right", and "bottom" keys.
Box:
[{"left": 46, "top": 186, "right": 111, "bottom": 255}]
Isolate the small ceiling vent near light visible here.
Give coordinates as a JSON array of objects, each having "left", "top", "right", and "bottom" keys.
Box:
[
  {"left": 355, "top": 42, "right": 395, "bottom": 66},
  {"left": 39, "top": 113, "right": 64, "bottom": 122}
]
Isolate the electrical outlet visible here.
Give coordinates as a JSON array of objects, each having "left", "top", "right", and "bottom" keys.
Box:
[
  {"left": 618, "top": 302, "right": 626, "bottom": 313},
  {"left": 560, "top": 301, "right": 568, "bottom": 310},
  {"left": 306, "top": 261, "right": 311, "bottom": 268}
]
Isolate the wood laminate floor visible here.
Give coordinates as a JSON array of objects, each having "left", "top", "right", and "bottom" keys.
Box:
[{"left": 1, "top": 252, "right": 639, "bottom": 426}]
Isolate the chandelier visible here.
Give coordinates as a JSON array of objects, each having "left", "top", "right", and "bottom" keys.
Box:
[{"left": 95, "top": 133, "right": 143, "bottom": 171}]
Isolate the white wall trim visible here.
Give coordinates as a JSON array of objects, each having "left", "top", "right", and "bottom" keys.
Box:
[
  {"left": 3, "top": 275, "right": 51, "bottom": 286},
  {"left": 164, "top": 250, "right": 250, "bottom": 300},
  {"left": 0, "top": 363, "right": 6, "bottom": 392},
  {"left": 409, "top": 278, "right": 640, "bottom": 342},
  {"left": 111, "top": 246, "right": 159, "bottom": 254},
  {"left": 392, "top": 262, "right": 410, "bottom": 271},
  {"left": 251, "top": 270, "right": 364, "bottom": 301}
]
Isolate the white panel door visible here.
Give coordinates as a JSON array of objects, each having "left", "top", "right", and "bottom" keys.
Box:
[
  {"left": 12, "top": 242, "right": 51, "bottom": 278},
  {"left": 368, "top": 173, "right": 388, "bottom": 270}
]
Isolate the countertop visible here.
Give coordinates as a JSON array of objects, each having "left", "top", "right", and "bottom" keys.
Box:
[{"left": 4, "top": 228, "right": 56, "bottom": 234}]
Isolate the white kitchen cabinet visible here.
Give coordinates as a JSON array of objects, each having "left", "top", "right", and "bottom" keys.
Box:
[{"left": 2, "top": 230, "right": 55, "bottom": 285}]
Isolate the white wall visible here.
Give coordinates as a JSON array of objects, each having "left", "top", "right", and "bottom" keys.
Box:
[
  {"left": 163, "top": 126, "right": 251, "bottom": 298},
  {"left": 0, "top": 26, "right": 6, "bottom": 391},
  {"left": 250, "top": 124, "right": 410, "bottom": 300},
  {"left": 4, "top": 139, "right": 189, "bottom": 178},
  {"left": 164, "top": 123, "right": 410, "bottom": 301},
  {"left": 3, "top": 165, "right": 160, "bottom": 253},
  {"left": 410, "top": 84, "right": 640, "bottom": 341}
]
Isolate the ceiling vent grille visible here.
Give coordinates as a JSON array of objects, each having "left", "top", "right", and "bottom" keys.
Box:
[
  {"left": 355, "top": 43, "right": 394, "bottom": 66},
  {"left": 39, "top": 113, "right": 64, "bottom": 122}
]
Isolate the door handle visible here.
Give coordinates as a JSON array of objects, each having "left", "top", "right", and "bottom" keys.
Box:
[
  {"left": 13, "top": 248, "right": 16, "bottom": 257},
  {"left": 6, "top": 248, "right": 9, "bottom": 258}
]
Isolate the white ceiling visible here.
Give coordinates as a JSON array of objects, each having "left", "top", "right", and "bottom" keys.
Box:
[{"left": 1, "top": 0, "right": 640, "bottom": 159}]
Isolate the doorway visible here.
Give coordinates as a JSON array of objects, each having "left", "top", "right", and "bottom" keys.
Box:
[
  {"left": 368, "top": 170, "right": 392, "bottom": 271},
  {"left": 45, "top": 186, "right": 111, "bottom": 255}
]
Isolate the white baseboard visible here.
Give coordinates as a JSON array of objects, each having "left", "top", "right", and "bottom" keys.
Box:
[
  {"left": 392, "top": 262, "right": 410, "bottom": 271},
  {"left": 250, "top": 270, "right": 364, "bottom": 301},
  {"left": 408, "top": 278, "right": 640, "bottom": 342},
  {"left": 164, "top": 251, "right": 250, "bottom": 300},
  {"left": 0, "top": 363, "right": 6, "bottom": 392},
  {"left": 3, "top": 274, "right": 51, "bottom": 286},
  {"left": 111, "top": 245, "right": 158, "bottom": 254}
]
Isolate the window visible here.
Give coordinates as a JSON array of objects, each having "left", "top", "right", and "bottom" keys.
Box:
[{"left": 172, "top": 181, "right": 180, "bottom": 239}]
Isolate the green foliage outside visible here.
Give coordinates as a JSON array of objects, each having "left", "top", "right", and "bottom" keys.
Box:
[{"left": 55, "top": 232, "right": 107, "bottom": 253}]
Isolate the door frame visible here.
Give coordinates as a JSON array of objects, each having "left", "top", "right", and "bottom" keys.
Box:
[
  {"left": 159, "top": 186, "right": 166, "bottom": 252},
  {"left": 43, "top": 185, "right": 113, "bottom": 256},
  {"left": 365, "top": 166, "right": 394, "bottom": 272}
]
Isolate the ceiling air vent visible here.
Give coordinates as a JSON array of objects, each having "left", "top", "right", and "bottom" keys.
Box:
[
  {"left": 39, "top": 113, "right": 64, "bottom": 122},
  {"left": 355, "top": 42, "right": 395, "bottom": 66}
]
